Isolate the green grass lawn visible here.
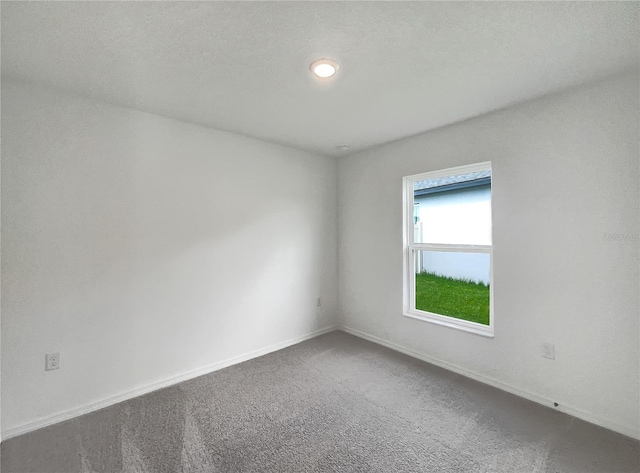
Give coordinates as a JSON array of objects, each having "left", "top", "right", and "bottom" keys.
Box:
[{"left": 415, "top": 272, "right": 490, "bottom": 325}]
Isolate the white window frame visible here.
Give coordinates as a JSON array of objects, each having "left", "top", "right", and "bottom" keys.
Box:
[{"left": 402, "top": 161, "right": 494, "bottom": 337}]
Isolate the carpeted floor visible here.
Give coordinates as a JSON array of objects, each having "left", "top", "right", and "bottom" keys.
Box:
[{"left": 2, "top": 331, "right": 639, "bottom": 472}]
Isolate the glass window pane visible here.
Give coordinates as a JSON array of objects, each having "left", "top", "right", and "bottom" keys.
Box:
[
  {"left": 414, "top": 179, "right": 491, "bottom": 245},
  {"left": 414, "top": 250, "right": 490, "bottom": 325}
]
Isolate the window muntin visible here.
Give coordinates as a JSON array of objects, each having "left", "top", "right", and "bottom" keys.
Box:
[{"left": 403, "top": 162, "right": 493, "bottom": 337}]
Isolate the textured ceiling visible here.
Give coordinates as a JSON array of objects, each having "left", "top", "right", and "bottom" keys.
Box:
[{"left": 2, "top": 2, "right": 638, "bottom": 157}]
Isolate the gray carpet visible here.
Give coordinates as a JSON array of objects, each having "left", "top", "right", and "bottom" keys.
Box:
[{"left": 2, "top": 331, "right": 638, "bottom": 472}]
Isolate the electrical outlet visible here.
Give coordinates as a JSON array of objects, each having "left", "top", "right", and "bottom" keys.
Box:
[
  {"left": 542, "top": 343, "right": 555, "bottom": 360},
  {"left": 316, "top": 297, "right": 322, "bottom": 307},
  {"left": 46, "top": 353, "right": 60, "bottom": 371}
]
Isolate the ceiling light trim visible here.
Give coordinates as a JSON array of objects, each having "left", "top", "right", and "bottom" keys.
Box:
[{"left": 310, "top": 58, "right": 340, "bottom": 78}]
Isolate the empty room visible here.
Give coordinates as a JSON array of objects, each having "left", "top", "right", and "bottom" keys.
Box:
[{"left": 1, "top": 1, "right": 639, "bottom": 472}]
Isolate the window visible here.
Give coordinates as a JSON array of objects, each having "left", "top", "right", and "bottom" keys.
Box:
[{"left": 403, "top": 162, "right": 493, "bottom": 337}]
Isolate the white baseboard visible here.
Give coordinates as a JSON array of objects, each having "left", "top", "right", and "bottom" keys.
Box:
[
  {"left": 5, "top": 324, "right": 637, "bottom": 442},
  {"left": 2, "top": 325, "right": 337, "bottom": 441},
  {"left": 339, "top": 325, "right": 639, "bottom": 441}
]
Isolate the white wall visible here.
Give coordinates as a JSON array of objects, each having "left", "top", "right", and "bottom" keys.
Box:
[
  {"left": 338, "top": 72, "right": 640, "bottom": 438},
  {"left": 415, "top": 185, "right": 492, "bottom": 245},
  {"left": 415, "top": 185, "right": 492, "bottom": 283},
  {"left": 1, "top": 80, "right": 338, "bottom": 435},
  {"left": 2, "top": 72, "right": 638, "bottom": 441},
  {"left": 418, "top": 251, "right": 490, "bottom": 285}
]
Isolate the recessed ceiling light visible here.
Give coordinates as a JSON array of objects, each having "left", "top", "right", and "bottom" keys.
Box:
[{"left": 310, "top": 59, "right": 339, "bottom": 78}]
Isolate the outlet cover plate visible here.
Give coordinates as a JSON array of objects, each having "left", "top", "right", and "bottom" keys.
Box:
[
  {"left": 46, "top": 353, "right": 60, "bottom": 371},
  {"left": 542, "top": 343, "right": 555, "bottom": 360}
]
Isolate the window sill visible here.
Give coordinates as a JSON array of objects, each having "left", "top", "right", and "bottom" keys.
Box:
[{"left": 403, "top": 310, "right": 494, "bottom": 338}]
